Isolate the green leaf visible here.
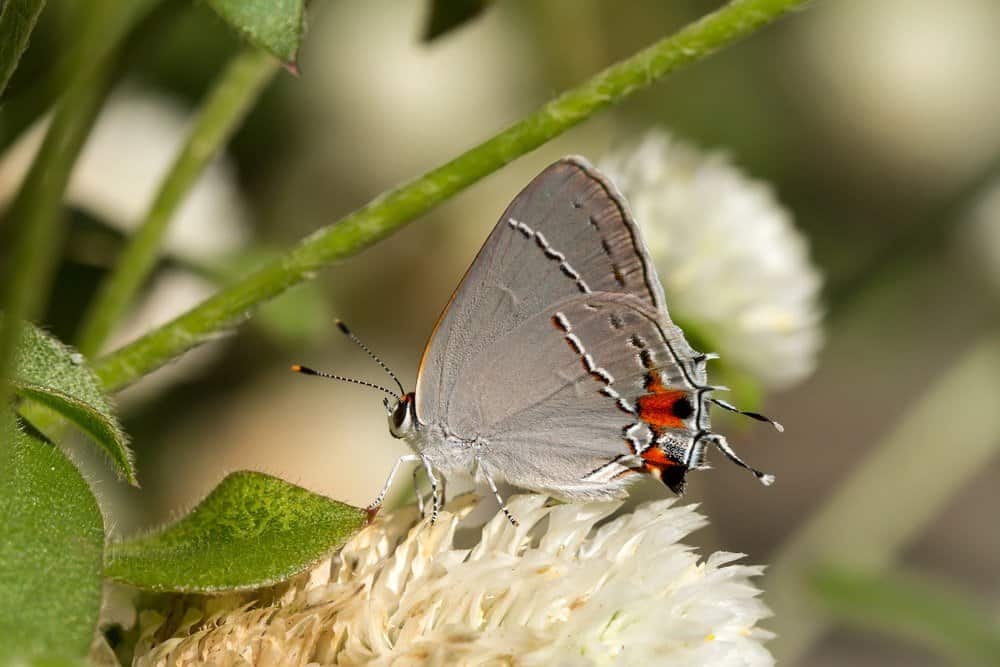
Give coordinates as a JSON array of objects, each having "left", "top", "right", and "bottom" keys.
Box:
[
  {"left": 0, "top": 418, "right": 104, "bottom": 662},
  {"left": 105, "top": 471, "right": 367, "bottom": 592},
  {"left": 10, "top": 320, "right": 136, "bottom": 485},
  {"left": 424, "top": 0, "right": 492, "bottom": 42},
  {"left": 811, "top": 565, "right": 1000, "bottom": 666},
  {"left": 206, "top": 0, "right": 304, "bottom": 67}
]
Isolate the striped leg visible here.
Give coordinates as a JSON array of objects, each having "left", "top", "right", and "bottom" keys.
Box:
[
  {"left": 412, "top": 465, "right": 425, "bottom": 516},
  {"left": 420, "top": 455, "right": 442, "bottom": 524},
  {"left": 477, "top": 456, "right": 519, "bottom": 527}
]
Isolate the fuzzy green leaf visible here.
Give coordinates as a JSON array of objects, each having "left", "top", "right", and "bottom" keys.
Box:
[
  {"left": 105, "top": 471, "right": 367, "bottom": 592},
  {"left": 10, "top": 321, "right": 136, "bottom": 485},
  {"left": 206, "top": 0, "right": 303, "bottom": 66},
  {"left": 0, "top": 419, "right": 104, "bottom": 662}
]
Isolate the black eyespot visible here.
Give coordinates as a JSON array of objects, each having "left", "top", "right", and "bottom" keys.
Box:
[{"left": 671, "top": 396, "right": 694, "bottom": 419}]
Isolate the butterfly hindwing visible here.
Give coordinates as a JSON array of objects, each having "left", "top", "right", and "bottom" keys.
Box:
[{"left": 447, "top": 291, "right": 708, "bottom": 499}]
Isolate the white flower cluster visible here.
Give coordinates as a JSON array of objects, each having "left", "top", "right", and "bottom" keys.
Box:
[
  {"left": 599, "top": 131, "right": 823, "bottom": 390},
  {"left": 134, "top": 495, "right": 773, "bottom": 666}
]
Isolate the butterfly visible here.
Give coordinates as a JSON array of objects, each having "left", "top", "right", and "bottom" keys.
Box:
[{"left": 295, "top": 157, "right": 779, "bottom": 525}]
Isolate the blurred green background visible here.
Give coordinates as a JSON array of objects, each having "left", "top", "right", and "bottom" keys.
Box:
[{"left": 2, "top": 1, "right": 999, "bottom": 664}]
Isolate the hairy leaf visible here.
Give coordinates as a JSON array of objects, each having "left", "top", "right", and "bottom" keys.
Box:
[
  {"left": 0, "top": 419, "right": 104, "bottom": 662},
  {"left": 11, "top": 320, "right": 135, "bottom": 484},
  {"left": 206, "top": 0, "right": 304, "bottom": 66},
  {"left": 105, "top": 471, "right": 367, "bottom": 592}
]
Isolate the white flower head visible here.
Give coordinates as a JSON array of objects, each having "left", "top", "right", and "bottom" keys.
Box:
[
  {"left": 134, "top": 495, "right": 773, "bottom": 666},
  {"left": 599, "top": 131, "right": 823, "bottom": 390}
]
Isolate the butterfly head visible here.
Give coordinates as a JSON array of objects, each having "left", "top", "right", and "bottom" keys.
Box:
[{"left": 386, "top": 392, "right": 417, "bottom": 439}]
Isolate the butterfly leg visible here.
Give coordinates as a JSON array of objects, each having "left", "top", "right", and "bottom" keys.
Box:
[
  {"left": 367, "top": 453, "right": 421, "bottom": 513},
  {"left": 419, "top": 455, "right": 442, "bottom": 524},
  {"left": 411, "top": 465, "right": 425, "bottom": 517},
  {"left": 476, "top": 456, "right": 519, "bottom": 527}
]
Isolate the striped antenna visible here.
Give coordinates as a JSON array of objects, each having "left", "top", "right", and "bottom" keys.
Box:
[
  {"left": 290, "top": 365, "right": 400, "bottom": 400},
  {"left": 336, "top": 320, "right": 406, "bottom": 396}
]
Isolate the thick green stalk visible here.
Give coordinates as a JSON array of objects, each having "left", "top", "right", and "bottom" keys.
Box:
[
  {"left": 94, "top": 0, "right": 810, "bottom": 392},
  {"left": 75, "top": 48, "right": 279, "bottom": 358},
  {"left": 0, "top": 0, "right": 47, "bottom": 98}
]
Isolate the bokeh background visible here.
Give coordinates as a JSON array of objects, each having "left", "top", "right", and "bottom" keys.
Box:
[{"left": 3, "top": 1, "right": 1000, "bottom": 664}]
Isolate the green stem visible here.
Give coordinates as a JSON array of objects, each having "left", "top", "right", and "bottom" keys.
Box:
[
  {"left": 0, "top": 0, "right": 47, "bottom": 98},
  {"left": 75, "top": 48, "right": 279, "bottom": 358},
  {"left": 765, "top": 334, "right": 1000, "bottom": 663},
  {"left": 94, "top": 0, "right": 810, "bottom": 392}
]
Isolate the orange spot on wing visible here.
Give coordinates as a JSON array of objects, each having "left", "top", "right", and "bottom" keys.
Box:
[
  {"left": 637, "top": 387, "right": 687, "bottom": 431},
  {"left": 640, "top": 446, "right": 683, "bottom": 477}
]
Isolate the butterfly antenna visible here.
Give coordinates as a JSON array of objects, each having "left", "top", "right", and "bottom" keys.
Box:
[
  {"left": 290, "top": 365, "right": 400, "bottom": 400},
  {"left": 709, "top": 398, "right": 784, "bottom": 432},
  {"left": 336, "top": 320, "right": 406, "bottom": 396}
]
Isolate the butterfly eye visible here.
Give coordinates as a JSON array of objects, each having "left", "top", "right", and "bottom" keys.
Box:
[
  {"left": 383, "top": 397, "right": 392, "bottom": 415},
  {"left": 391, "top": 400, "right": 408, "bottom": 430}
]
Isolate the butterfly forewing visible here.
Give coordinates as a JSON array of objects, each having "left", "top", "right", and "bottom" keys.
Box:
[{"left": 416, "top": 157, "right": 678, "bottom": 426}]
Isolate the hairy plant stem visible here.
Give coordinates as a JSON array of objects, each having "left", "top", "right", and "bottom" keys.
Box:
[
  {"left": 75, "top": 48, "right": 279, "bottom": 358},
  {"left": 94, "top": 0, "right": 810, "bottom": 392}
]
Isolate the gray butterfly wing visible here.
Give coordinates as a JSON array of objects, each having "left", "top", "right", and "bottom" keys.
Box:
[
  {"left": 444, "top": 291, "right": 708, "bottom": 499},
  {"left": 416, "top": 156, "right": 683, "bottom": 427}
]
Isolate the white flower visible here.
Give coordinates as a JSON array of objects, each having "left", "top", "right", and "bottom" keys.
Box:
[
  {"left": 599, "top": 131, "right": 823, "bottom": 390},
  {"left": 133, "top": 495, "right": 773, "bottom": 666}
]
